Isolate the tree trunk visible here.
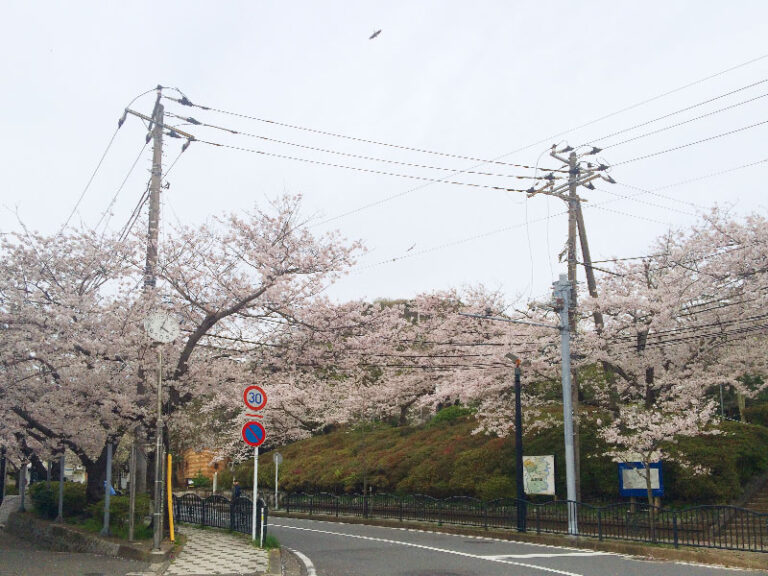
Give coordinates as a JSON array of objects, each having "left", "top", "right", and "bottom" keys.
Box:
[
  {"left": 28, "top": 454, "right": 47, "bottom": 483},
  {"left": 83, "top": 444, "right": 110, "bottom": 503},
  {"left": 134, "top": 432, "right": 148, "bottom": 495}
]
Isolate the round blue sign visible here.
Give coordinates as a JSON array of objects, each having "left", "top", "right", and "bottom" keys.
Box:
[{"left": 242, "top": 421, "right": 266, "bottom": 447}]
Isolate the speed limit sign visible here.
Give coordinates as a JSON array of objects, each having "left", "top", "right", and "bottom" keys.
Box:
[{"left": 243, "top": 385, "right": 268, "bottom": 412}]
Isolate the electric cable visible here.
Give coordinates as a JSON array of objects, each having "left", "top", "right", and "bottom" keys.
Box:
[
  {"left": 164, "top": 52, "right": 768, "bottom": 176},
  {"left": 163, "top": 96, "right": 565, "bottom": 173},
  {"left": 592, "top": 187, "right": 698, "bottom": 217},
  {"left": 600, "top": 91, "right": 768, "bottom": 150},
  {"left": 165, "top": 111, "right": 560, "bottom": 181},
  {"left": 601, "top": 312, "right": 768, "bottom": 343},
  {"left": 613, "top": 119, "right": 768, "bottom": 166},
  {"left": 583, "top": 78, "right": 768, "bottom": 146},
  {"left": 196, "top": 138, "right": 533, "bottom": 193},
  {"left": 94, "top": 141, "right": 149, "bottom": 234},
  {"left": 59, "top": 126, "right": 121, "bottom": 233}
]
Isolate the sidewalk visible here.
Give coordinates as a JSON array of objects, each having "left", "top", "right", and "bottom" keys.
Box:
[{"left": 163, "top": 525, "right": 273, "bottom": 576}]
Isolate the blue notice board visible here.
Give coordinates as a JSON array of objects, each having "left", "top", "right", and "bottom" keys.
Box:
[{"left": 618, "top": 462, "right": 664, "bottom": 498}]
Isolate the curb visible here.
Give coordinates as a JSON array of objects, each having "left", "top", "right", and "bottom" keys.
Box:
[
  {"left": 271, "top": 511, "right": 768, "bottom": 571},
  {"left": 280, "top": 547, "right": 314, "bottom": 576},
  {"left": 5, "top": 511, "right": 173, "bottom": 564}
]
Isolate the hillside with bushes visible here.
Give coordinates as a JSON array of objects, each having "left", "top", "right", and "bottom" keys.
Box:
[{"left": 234, "top": 406, "right": 768, "bottom": 506}]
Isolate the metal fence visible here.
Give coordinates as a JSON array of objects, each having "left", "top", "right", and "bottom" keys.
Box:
[
  {"left": 285, "top": 492, "right": 768, "bottom": 553},
  {"left": 173, "top": 493, "right": 268, "bottom": 539}
]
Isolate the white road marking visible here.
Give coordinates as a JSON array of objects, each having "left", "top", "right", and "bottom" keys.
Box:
[
  {"left": 288, "top": 547, "right": 317, "bottom": 576},
  {"left": 291, "top": 516, "right": 602, "bottom": 553},
  {"left": 272, "top": 523, "right": 589, "bottom": 576},
  {"left": 482, "top": 552, "right": 610, "bottom": 559}
]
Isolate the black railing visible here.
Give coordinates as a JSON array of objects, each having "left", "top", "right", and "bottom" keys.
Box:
[
  {"left": 284, "top": 492, "right": 768, "bottom": 553},
  {"left": 173, "top": 493, "right": 268, "bottom": 540}
]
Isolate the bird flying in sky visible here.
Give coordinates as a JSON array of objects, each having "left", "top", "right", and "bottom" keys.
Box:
[{"left": 369, "top": 29, "right": 382, "bottom": 40}]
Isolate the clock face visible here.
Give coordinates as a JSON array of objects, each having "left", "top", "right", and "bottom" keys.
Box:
[{"left": 144, "top": 312, "right": 181, "bottom": 343}]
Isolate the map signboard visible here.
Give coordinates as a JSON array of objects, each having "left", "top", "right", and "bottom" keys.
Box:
[
  {"left": 618, "top": 462, "right": 663, "bottom": 498},
  {"left": 522, "top": 455, "right": 555, "bottom": 495}
]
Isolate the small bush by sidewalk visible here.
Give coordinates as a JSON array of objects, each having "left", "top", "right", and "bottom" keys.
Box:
[
  {"left": 28, "top": 482, "right": 87, "bottom": 519},
  {"left": 27, "top": 481, "right": 153, "bottom": 540}
]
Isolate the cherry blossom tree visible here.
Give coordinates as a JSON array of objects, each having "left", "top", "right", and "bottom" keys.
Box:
[
  {"left": 0, "top": 195, "right": 362, "bottom": 501},
  {"left": 579, "top": 208, "right": 768, "bottom": 514}
]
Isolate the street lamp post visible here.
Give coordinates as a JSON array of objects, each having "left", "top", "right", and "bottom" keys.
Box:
[{"left": 513, "top": 358, "right": 526, "bottom": 532}]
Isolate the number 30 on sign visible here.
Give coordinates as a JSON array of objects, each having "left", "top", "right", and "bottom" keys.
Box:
[{"left": 243, "top": 385, "right": 267, "bottom": 411}]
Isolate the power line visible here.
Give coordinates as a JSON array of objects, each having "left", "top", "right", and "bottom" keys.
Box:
[
  {"left": 613, "top": 119, "right": 768, "bottom": 166},
  {"left": 603, "top": 312, "right": 768, "bottom": 344},
  {"left": 196, "top": 138, "right": 534, "bottom": 193},
  {"left": 59, "top": 126, "right": 121, "bottom": 233},
  {"left": 592, "top": 186, "right": 698, "bottom": 218},
  {"left": 163, "top": 96, "right": 566, "bottom": 173},
  {"left": 625, "top": 321, "right": 768, "bottom": 349},
  {"left": 601, "top": 91, "right": 768, "bottom": 150},
  {"left": 584, "top": 204, "right": 673, "bottom": 226},
  {"left": 160, "top": 54, "right": 768, "bottom": 231},
  {"left": 165, "top": 111, "right": 560, "bottom": 182},
  {"left": 94, "top": 141, "right": 149, "bottom": 234},
  {"left": 491, "top": 52, "right": 768, "bottom": 160},
  {"left": 584, "top": 77, "right": 768, "bottom": 146}
]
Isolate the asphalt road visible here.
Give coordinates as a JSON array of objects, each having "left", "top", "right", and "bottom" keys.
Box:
[
  {"left": 270, "top": 517, "right": 764, "bottom": 576},
  {"left": 0, "top": 527, "right": 150, "bottom": 576}
]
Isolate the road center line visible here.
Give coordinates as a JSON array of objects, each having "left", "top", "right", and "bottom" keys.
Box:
[{"left": 272, "top": 523, "right": 589, "bottom": 576}]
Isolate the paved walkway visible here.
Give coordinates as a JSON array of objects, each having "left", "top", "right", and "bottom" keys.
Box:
[{"left": 164, "top": 525, "right": 270, "bottom": 576}]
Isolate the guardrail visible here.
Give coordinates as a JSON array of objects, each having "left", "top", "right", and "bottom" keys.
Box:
[
  {"left": 173, "top": 493, "right": 268, "bottom": 539},
  {"left": 285, "top": 492, "right": 768, "bottom": 553}
]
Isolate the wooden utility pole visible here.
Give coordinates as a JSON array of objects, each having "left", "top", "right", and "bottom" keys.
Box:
[{"left": 575, "top": 201, "right": 604, "bottom": 330}]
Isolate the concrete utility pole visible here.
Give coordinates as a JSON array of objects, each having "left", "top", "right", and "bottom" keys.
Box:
[
  {"left": 566, "top": 152, "right": 581, "bottom": 501},
  {"left": 553, "top": 275, "right": 578, "bottom": 535},
  {"left": 147, "top": 91, "right": 165, "bottom": 554},
  {"left": 122, "top": 86, "right": 195, "bottom": 554},
  {"left": 145, "top": 90, "right": 164, "bottom": 290}
]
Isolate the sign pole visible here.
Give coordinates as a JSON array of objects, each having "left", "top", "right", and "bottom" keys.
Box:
[
  {"left": 274, "top": 457, "right": 279, "bottom": 510},
  {"left": 251, "top": 446, "right": 259, "bottom": 541}
]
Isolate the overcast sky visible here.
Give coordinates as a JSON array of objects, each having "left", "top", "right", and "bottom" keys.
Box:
[{"left": 2, "top": 2, "right": 767, "bottom": 305}]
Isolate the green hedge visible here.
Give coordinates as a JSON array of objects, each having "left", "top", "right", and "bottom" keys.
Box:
[
  {"left": 89, "top": 494, "right": 151, "bottom": 529},
  {"left": 28, "top": 481, "right": 87, "bottom": 519},
  {"left": 744, "top": 404, "right": 768, "bottom": 428}
]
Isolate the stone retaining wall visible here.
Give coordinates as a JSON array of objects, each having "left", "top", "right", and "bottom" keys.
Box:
[{"left": 5, "top": 512, "right": 167, "bottom": 562}]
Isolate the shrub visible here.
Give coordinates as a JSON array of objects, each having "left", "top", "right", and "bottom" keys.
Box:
[
  {"left": 428, "top": 405, "right": 473, "bottom": 427},
  {"left": 190, "top": 472, "right": 212, "bottom": 488},
  {"left": 28, "top": 481, "right": 87, "bottom": 519},
  {"left": 476, "top": 476, "right": 515, "bottom": 500},
  {"left": 89, "top": 494, "right": 151, "bottom": 529},
  {"left": 744, "top": 403, "right": 768, "bottom": 428}
]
